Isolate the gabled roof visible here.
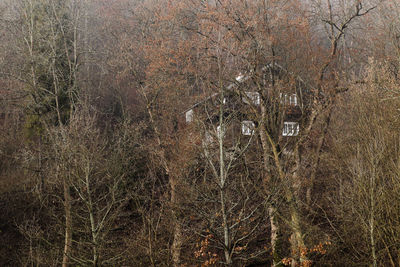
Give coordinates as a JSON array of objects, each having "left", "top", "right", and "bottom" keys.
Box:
[{"left": 182, "top": 62, "right": 314, "bottom": 114}]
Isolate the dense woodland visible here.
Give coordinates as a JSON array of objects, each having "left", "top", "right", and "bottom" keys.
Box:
[{"left": 2, "top": 0, "right": 400, "bottom": 266}]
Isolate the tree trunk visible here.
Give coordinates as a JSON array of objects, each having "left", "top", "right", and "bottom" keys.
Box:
[
  {"left": 288, "top": 197, "right": 306, "bottom": 266},
  {"left": 170, "top": 175, "right": 182, "bottom": 267},
  {"left": 290, "top": 144, "right": 307, "bottom": 265},
  {"left": 370, "top": 168, "right": 377, "bottom": 267},
  {"left": 269, "top": 206, "right": 280, "bottom": 266},
  {"left": 143, "top": 96, "right": 183, "bottom": 266},
  {"left": 86, "top": 169, "right": 98, "bottom": 267},
  {"left": 62, "top": 175, "right": 72, "bottom": 267},
  {"left": 259, "top": 105, "right": 281, "bottom": 266},
  {"left": 220, "top": 189, "right": 232, "bottom": 265},
  {"left": 306, "top": 103, "right": 334, "bottom": 206},
  {"left": 218, "top": 89, "right": 232, "bottom": 265}
]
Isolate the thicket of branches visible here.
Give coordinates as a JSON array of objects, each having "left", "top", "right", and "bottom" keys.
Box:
[{"left": 1, "top": 0, "right": 400, "bottom": 266}]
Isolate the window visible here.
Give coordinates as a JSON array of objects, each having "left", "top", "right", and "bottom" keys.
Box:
[
  {"left": 241, "top": 121, "right": 255, "bottom": 135},
  {"left": 236, "top": 73, "right": 245, "bottom": 82},
  {"left": 282, "top": 122, "right": 299, "bottom": 136},
  {"left": 280, "top": 93, "right": 298, "bottom": 106},
  {"left": 186, "top": 109, "right": 194, "bottom": 123},
  {"left": 289, "top": 94, "right": 297, "bottom": 106},
  {"left": 242, "top": 92, "right": 260, "bottom": 105}
]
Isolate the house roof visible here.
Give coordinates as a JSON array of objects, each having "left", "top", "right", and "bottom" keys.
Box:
[{"left": 182, "top": 62, "right": 314, "bottom": 114}]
